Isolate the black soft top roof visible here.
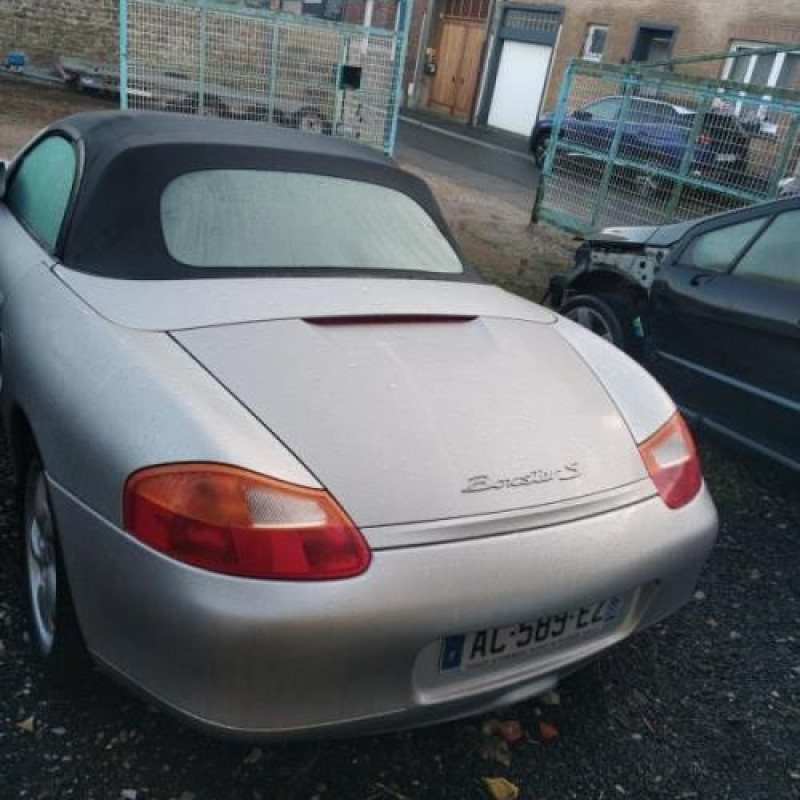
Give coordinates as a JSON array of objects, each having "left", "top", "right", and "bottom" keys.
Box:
[{"left": 46, "top": 111, "right": 468, "bottom": 280}]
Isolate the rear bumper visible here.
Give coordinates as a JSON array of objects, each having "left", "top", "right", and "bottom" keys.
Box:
[{"left": 52, "top": 480, "right": 717, "bottom": 739}]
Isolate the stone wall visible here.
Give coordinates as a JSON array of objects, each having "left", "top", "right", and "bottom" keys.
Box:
[{"left": 539, "top": 0, "right": 800, "bottom": 110}]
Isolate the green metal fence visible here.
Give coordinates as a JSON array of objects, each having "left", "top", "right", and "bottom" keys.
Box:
[
  {"left": 533, "top": 48, "right": 800, "bottom": 234},
  {"left": 119, "top": 0, "right": 412, "bottom": 155}
]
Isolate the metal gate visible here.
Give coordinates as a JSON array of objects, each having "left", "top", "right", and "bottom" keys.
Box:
[
  {"left": 534, "top": 47, "right": 800, "bottom": 234},
  {"left": 119, "top": 0, "right": 411, "bottom": 154}
]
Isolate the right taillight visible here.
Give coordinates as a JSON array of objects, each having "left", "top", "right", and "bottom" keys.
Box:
[
  {"left": 638, "top": 413, "right": 702, "bottom": 509},
  {"left": 123, "top": 464, "right": 371, "bottom": 580}
]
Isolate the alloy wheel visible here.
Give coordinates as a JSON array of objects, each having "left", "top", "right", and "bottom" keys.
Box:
[
  {"left": 25, "top": 467, "right": 57, "bottom": 656},
  {"left": 565, "top": 306, "right": 615, "bottom": 342}
]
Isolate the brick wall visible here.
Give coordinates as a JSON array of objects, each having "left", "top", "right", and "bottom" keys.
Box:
[{"left": 540, "top": 0, "right": 800, "bottom": 110}]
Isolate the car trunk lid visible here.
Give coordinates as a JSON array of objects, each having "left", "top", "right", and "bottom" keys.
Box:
[{"left": 173, "top": 314, "right": 649, "bottom": 531}]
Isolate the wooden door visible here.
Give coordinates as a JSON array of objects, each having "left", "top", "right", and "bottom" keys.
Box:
[
  {"left": 430, "top": 22, "right": 466, "bottom": 109},
  {"left": 453, "top": 23, "right": 484, "bottom": 115}
]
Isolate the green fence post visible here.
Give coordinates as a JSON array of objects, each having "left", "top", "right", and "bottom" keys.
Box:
[
  {"left": 589, "top": 76, "right": 636, "bottom": 230},
  {"left": 767, "top": 115, "right": 800, "bottom": 197},
  {"left": 385, "top": 0, "right": 413, "bottom": 156},
  {"left": 267, "top": 19, "right": 280, "bottom": 124},
  {"left": 333, "top": 36, "right": 347, "bottom": 137},
  {"left": 665, "top": 94, "right": 712, "bottom": 221},
  {"left": 531, "top": 58, "right": 575, "bottom": 224},
  {"left": 119, "top": 0, "right": 128, "bottom": 109},
  {"left": 198, "top": 0, "right": 208, "bottom": 114}
]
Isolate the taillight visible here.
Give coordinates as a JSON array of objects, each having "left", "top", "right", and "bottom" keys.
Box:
[
  {"left": 638, "top": 413, "right": 702, "bottom": 509},
  {"left": 123, "top": 464, "right": 371, "bottom": 580}
]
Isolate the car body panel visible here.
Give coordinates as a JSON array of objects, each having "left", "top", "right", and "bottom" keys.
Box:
[
  {"left": 648, "top": 224, "right": 800, "bottom": 467},
  {"left": 585, "top": 219, "right": 697, "bottom": 249},
  {"left": 553, "top": 315, "right": 675, "bottom": 442},
  {"left": 51, "top": 474, "right": 717, "bottom": 737},
  {"left": 1, "top": 263, "right": 319, "bottom": 525},
  {"left": 0, "top": 112, "right": 718, "bottom": 739},
  {"left": 532, "top": 97, "right": 748, "bottom": 174},
  {"left": 174, "top": 316, "right": 648, "bottom": 528},
  {"left": 56, "top": 268, "right": 556, "bottom": 331},
  {"left": 556, "top": 195, "right": 800, "bottom": 471}
]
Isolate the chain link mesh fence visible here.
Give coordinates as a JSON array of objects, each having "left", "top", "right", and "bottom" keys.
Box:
[
  {"left": 534, "top": 50, "right": 800, "bottom": 234},
  {"left": 121, "top": 0, "right": 410, "bottom": 154}
]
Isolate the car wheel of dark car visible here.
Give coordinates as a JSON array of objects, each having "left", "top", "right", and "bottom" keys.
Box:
[
  {"left": 532, "top": 132, "right": 551, "bottom": 169},
  {"left": 561, "top": 292, "right": 642, "bottom": 355},
  {"left": 22, "top": 454, "right": 88, "bottom": 683}
]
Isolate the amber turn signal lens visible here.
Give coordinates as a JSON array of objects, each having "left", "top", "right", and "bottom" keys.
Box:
[
  {"left": 123, "top": 464, "right": 371, "bottom": 580},
  {"left": 638, "top": 413, "right": 702, "bottom": 509}
]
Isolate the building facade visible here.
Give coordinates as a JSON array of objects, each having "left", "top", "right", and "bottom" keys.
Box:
[{"left": 404, "top": 0, "right": 800, "bottom": 136}]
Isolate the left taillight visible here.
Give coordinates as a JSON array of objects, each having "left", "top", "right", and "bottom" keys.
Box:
[
  {"left": 638, "top": 413, "right": 702, "bottom": 510},
  {"left": 123, "top": 464, "right": 371, "bottom": 580}
]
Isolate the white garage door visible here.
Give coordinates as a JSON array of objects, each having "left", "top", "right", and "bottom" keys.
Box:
[{"left": 488, "top": 40, "right": 551, "bottom": 136}]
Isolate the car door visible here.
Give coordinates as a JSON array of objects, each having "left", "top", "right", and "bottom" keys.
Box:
[
  {"left": 0, "top": 133, "right": 79, "bottom": 303},
  {"left": 563, "top": 97, "right": 621, "bottom": 155},
  {"left": 648, "top": 201, "right": 800, "bottom": 466},
  {"left": 625, "top": 101, "right": 687, "bottom": 170}
]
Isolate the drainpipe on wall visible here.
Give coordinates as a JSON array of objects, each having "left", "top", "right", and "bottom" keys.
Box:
[
  {"left": 407, "top": 0, "right": 437, "bottom": 108},
  {"left": 472, "top": 0, "right": 501, "bottom": 125},
  {"left": 408, "top": 10, "right": 427, "bottom": 105}
]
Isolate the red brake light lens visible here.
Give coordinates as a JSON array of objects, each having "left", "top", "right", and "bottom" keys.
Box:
[
  {"left": 123, "top": 464, "right": 371, "bottom": 580},
  {"left": 638, "top": 413, "right": 702, "bottom": 509}
]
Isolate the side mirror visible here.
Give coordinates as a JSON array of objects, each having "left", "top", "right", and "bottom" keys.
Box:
[{"left": 573, "top": 109, "right": 593, "bottom": 121}]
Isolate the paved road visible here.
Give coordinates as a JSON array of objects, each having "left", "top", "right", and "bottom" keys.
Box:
[
  {"left": 396, "top": 118, "right": 540, "bottom": 216},
  {"left": 397, "top": 118, "right": 539, "bottom": 190}
]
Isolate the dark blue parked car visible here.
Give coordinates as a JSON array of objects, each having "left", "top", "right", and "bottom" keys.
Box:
[{"left": 530, "top": 96, "right": 749, "bottom": 182}]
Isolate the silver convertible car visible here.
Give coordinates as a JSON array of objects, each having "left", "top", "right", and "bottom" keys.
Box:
[{"left": 0, "top": 112, "right": 717, "bottom": 738}]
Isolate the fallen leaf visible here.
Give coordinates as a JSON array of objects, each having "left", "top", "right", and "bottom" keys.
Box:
[
  {"left": 540, "top": 689, "right": 561, "bottom": 706},
  {"left": 484, "top": 718, "right": 524, "bottom": 744},
  {"left": 495, "top": 719, "right": 524, "bottom": 743},
  {"left": 482, "top": 777, "right": 520, "bottom": 800},
  {"left": 16, "top": 716, "right": 35, "bottom": 734},
  {"left": 538, "top": 721, "right": 559, "bottom": 741},
  {"left": 243, "top": 747, "right": 263, "bottom": 764}
]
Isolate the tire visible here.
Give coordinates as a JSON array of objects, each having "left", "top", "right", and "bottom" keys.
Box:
[
  {"left": 532, "top": 132, "right": 551, "bottom": 169},
  {"left": 560, "top": 292, "right": 643, "bottom": 356},
  {"left": 21, "top": 454, "right": 89, "bottom": 685}
]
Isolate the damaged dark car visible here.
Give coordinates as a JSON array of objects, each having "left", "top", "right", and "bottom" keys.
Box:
[{"left": 550, "top": 195, "right": 800, "bottom": 471}]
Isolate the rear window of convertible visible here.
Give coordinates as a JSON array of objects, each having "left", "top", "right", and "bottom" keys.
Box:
[{"left": 160, "top": 170, "right": 464, "bottom": 274}]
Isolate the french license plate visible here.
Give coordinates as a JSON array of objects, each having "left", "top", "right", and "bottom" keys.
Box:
[
  {"left": 715, "top": 153, "right": 738, "bottom": 163},
  {"left": 439, "top": 596, "right": 625, "bottom": 672}
]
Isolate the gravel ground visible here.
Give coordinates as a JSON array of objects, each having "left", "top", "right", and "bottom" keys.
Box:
[{"left": 2, "top": 434, "right": 799, "bottom": 800}]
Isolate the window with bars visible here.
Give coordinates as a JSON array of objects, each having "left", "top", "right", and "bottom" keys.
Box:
[
  {"left": 502, "top": 7, "right": 559, "bottom": 36},
  {"left": 442, "top": 0, "right": 490, "bottom": 22}
]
